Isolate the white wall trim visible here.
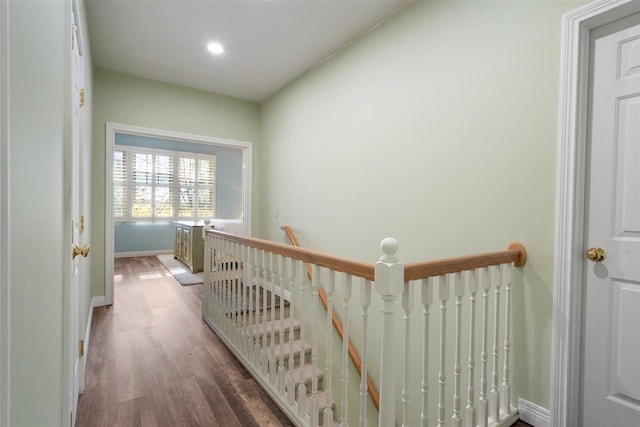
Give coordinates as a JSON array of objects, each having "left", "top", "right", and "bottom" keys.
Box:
[
  {"left": 0, "top": 0, "right": 10, "bottom": 424},
  {"left": 114, "top": 249, "right": 173, "bottom": 259},
  {"left": 91, "top": 296, "right": 107, "bottom": 308},
  {"left": 77, "top": 295, "right": 99, "bottom": 396},
  {"left": 105, "top": 122, "right": 253, "bottom": 305},
  {"left": 518, "top": 398, "right": 550, "bottom": 427},
  {"left": 551, "top": 1, "right": 639, "bottom": 426}
]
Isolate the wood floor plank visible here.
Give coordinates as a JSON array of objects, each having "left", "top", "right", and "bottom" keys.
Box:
[{"left": 76, "top": 256, "right": 294, "bottom": 427}]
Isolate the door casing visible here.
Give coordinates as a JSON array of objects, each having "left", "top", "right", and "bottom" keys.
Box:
[
  {"left": 0, "top": 0, "right": 9, "bottom": 424},
  {"left": 551, "top": 0, "right": 640, "bottom": 426},
  {"left": 104, "top": 122, "right": 253, "bottom": 306}
]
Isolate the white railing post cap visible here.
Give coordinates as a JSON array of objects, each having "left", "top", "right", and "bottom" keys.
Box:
[{"left": 375, "top": 237, "right": 403, "bottom": 296}]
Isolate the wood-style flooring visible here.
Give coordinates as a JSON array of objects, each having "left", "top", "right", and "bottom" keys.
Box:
[
  {"left": 76, "top": 256, "right": 533, "bottom": 427},
  {"left": 75, "top": 256, "right": 294, "bottom": 427}
]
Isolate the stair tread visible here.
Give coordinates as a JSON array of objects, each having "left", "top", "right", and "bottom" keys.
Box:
[
  {"left": 242, "top": 316, "right": 300, "bottom": 334},
  {"left": 265, "top": 339, "right": 311, "bottom": 358},
  {"left": 303, "top": 389, "right": 335, "bottom": 412},
  {"left": 289, "top": 362, "right": 323, "bottom": 384}
]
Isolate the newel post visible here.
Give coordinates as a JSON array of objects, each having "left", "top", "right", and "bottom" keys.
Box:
[{"left": 375, "top": 237, "right": 404, "bottom": 427}]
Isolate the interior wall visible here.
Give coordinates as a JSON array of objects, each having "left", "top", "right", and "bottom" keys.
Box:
[
  {"left": 90, "top": 69, "right": 260, "bottom": 298},
  {"left": 259, "top": 0, "right": 589, "bottom": 412},
  {"left": 7, "top": 0, "right": 68, "bottom": 424}
]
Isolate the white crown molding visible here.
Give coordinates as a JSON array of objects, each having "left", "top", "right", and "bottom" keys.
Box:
[
  {"left": 0, "top": 0, "right": 10, "bottom": 424},
  {"left": 104, "top": 122, "right": 253, "bottom": 305},
  {"left": 551, "top": 1, "right": 639, "bottom": 426}
]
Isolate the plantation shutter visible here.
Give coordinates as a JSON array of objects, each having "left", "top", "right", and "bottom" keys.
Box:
[
  {"left": 197, "top": 157, "right": 215, "bottom": 218},
  {"left": 113, "top": 144, "right": 215, "bottom": 221},
  {"left": 113, "top": 149, "right": 127, "bottom": 218},
  {"left": 154, "top": 154, "right": 174, "bottom": 217},
  {"left": 178, "top": 156, "right": 196, "bottom": 217},
  {"left": 132, "top": 151, "right": 152, "bottom": 218}
]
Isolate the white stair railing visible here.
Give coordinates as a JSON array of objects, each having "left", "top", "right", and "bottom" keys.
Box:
[{"left": 202, "top": 228, "right": 526, "bottom": 427}]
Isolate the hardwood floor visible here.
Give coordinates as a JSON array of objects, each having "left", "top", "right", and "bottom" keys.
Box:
[
  {"left": 76, "top": 256, "right": 533, "bottom": 427},
  {"left": 75, "top": 256, "right": 293, "bottom": 427}
]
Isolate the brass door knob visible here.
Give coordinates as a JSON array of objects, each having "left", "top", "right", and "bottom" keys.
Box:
[
  {"left": 72, "top": 244, "right": 90, "bottom": 259},
  {"left": 586, "top": 247, "right": 606, "bottom": 262}
]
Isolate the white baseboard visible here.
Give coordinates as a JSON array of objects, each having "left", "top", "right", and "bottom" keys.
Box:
[
  {"left": 114, "top": 249, "right": 173, "bottom": 258},
  {"left": 518, "top": 398, "right": 550, "bottom": 427},
  {"left": 91, "top": 295, "right": 107, "bottom": 307},
  {"left": 78, "top": 297, "right": 100, "bottom": 395}
]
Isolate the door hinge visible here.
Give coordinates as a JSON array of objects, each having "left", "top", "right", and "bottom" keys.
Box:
[
  {"left": 78, "top": 340, "right": 84, "bottom": 357},
  {"left": 79, "top": 89, "right": 85, "bottom": 107},
  {"left": 79, "top": 215, "right": 84, "bottom": 232}
]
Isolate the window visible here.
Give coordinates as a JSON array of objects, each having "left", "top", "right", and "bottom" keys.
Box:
[{"left": 113, "top": 145, "right": 216, "bottom": 221}]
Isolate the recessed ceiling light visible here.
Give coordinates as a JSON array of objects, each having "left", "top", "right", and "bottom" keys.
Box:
[{"left": 207, "top": 42, "right": 224, "bottom": 55}]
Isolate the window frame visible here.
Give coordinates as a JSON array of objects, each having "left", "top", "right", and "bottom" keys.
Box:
[{"left": 113, "top": 144, "right": 216, "bottom": 222}]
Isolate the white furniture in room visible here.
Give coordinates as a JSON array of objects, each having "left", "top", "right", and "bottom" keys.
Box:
[{"left": 173, "top": 220, "right": 206, "bottom": 273}]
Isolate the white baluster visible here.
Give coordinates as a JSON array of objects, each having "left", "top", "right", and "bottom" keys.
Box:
[
  {"left": 286, "top": 258, "right": 298, "bottom": 405},
  {"left": 213, "top": 237, "right": 221, "bottom": 325},
  {"left": 246, "top": 246, "right": 255, "bottom": 362},
  {"left": 478, "top": 267, "right": 490, "bottom": 427},
  {"left": 340, "top": 273, "right": 352, "bottom": 427},
  {"left": 203, "top": 235, "right": 212, "bottom": 319},
  {"left": 310, "top": 264, "right": 320, "bottom": 427},
  {"left": 489, "top": 265, "right": 502, "bottom": 422},
  {"left": 297, "top": 259, "right": 308, "bottom": 418},
  {"left": 278, "top": 254, "right": 287, "bottom": 395},
  {"left": 466, "top": 269, "right": 478, "bottom": 427},
  {"left": 421, "top": 277, "right": 433, "bottom": 427},
  {"left": 261, "top": 250, "right": 270, "bottom": 375},
  {"left": 501, "top": 263, "right": 513, "bottom": 415},
  {"left": 253, "top": 247, "right": 262, "bottom": 367},
  {"left": 324, "top": 270, "right": 335, "bottom": 427},
  {"left": 240, "top": 244, "right": 249, "bottom": 355},
  {"left": 437, "top": 274, "right": 449, "bottom": 427},
  {"left": 269, "top": 253, "right": 279, "bottom": 385},
  {"left": 223, "top": 239, "right": 230, "bottom": 329},
  {"left": 232, "top": 242, "right": 240, "bottom": 344},
  {"left": 235, "top": 242, "right": 243, "bottom": 346},
  {"left": 452, "top": 272, "right": 464, "bottom": 427},
  {"left": 402, "top": 280, "right": 414, "bottom": 427},
  {"left": 359, "top": 279, "right": 372, "bottom": 427},
  {"left": 375, "top": 238, "right": 403, "bottom": 427}
]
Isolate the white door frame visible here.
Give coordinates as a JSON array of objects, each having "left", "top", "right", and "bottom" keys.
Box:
[
  {"left": 551, "top": 0, "right": 640, "bottom": 425},
  {"left": 0, "top": 0, "right": 10, "bottom": 424},
  {"left": 104, "top": 122, "right": 253, "bottom": 305}
]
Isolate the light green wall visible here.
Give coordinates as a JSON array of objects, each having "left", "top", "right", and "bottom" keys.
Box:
[
  {"left": 259, "top": 0, "right": 588, "bottom": 413},
  {"left": 8, "top": 0, "right": 68, "bottom": 425},
  {"left": 90, "top": 69, "right": 260, "bottom": 298}
]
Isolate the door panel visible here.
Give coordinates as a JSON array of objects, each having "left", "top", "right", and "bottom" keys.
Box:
[{"left": 581, "top": 13, "right": 640, "bottom": 427}]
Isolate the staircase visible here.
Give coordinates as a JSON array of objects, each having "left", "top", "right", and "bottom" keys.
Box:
[{"left": 209, "top": 278, "right": 337, "bottom": 425}]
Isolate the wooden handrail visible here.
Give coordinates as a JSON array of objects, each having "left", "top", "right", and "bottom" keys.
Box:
[
  {"left": 206, "top": 228, "right": 375, "bottom": 280},
  {"left": 280, "top": 226, "right": 380, "bottom": 411},
  {"left": 403, "top": 242, "right": 527, "bottom": 282}
]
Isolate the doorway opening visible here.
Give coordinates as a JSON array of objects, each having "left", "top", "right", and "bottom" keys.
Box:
[{"left": 104, "top": 122, "right": 253, "bottom": 305}]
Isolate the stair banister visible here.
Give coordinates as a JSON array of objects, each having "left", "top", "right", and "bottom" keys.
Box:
[
  {"left": 203, "top": 227, "right": 528, "bottom": 426},
  {"left": 280, "top": 226, "right": 381, "bottom": 411},
  {"left": 374, "top": 238, "right": 404, "bottom": 427}
]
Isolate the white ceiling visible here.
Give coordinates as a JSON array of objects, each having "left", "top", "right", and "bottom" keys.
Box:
[{"left": 85, "top": 0, "right": 413, "bottom": 102}]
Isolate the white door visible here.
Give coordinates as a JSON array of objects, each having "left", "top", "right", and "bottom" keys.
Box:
[
  {"left": 68, "top": 1, "right": 86, "bottom": 424},
  {"left": 581, "top": 13, "right": 640, "bottom": 427}
]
